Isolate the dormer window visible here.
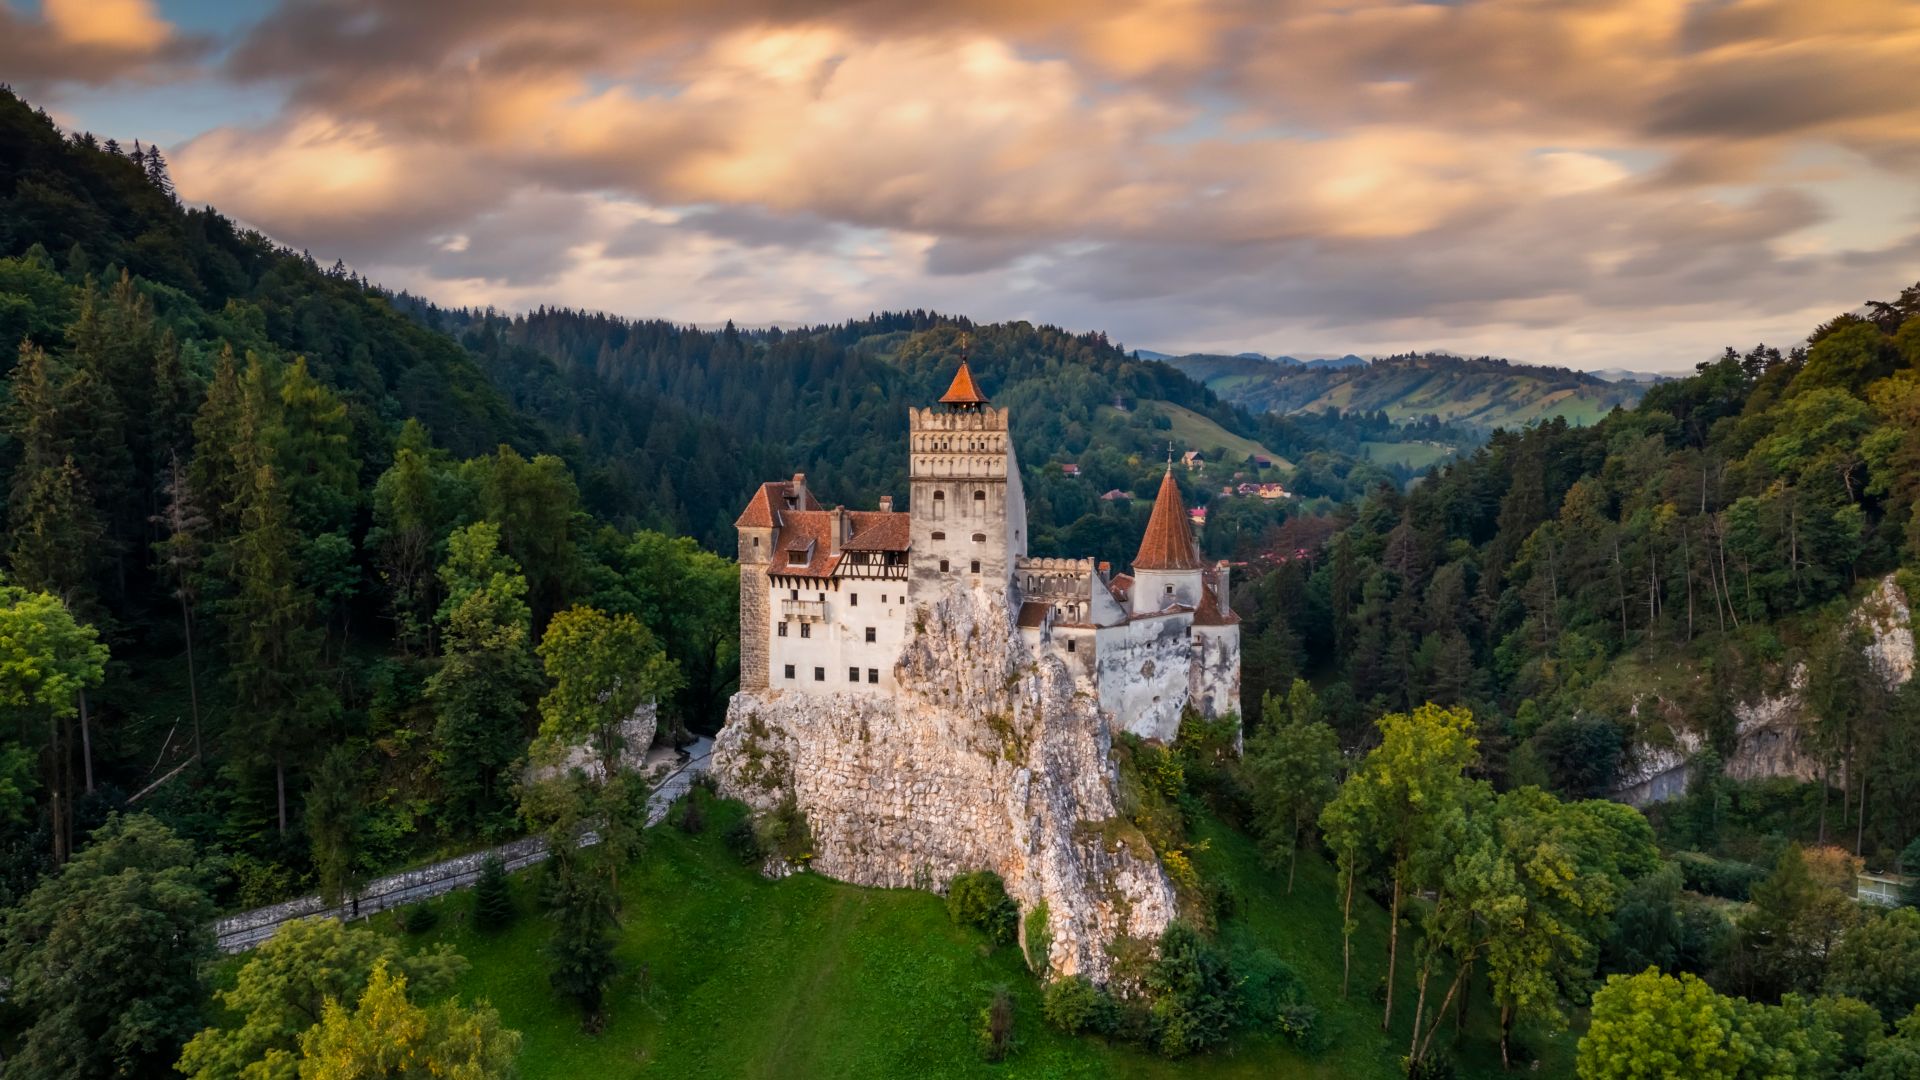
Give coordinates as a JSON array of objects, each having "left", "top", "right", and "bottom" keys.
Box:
[
  {"left": 787, "top": 549, "right": 808, "bottom": 566},
  {"left": 784, "top": 496, "right": 797, "bottom": 509}
]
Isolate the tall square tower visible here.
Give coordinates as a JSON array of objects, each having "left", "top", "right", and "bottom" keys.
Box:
[{"left": 907, "top": 361, "right": 1027, "bottom": 602}]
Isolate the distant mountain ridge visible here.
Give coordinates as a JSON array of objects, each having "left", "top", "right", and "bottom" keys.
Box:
[{"left": 1167, "top": 350, "right": 1648, "bottom": 431}]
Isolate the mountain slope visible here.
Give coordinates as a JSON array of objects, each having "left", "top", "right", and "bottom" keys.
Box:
[{"left": 1170, "top": 351, "right": 1646, "bottom": 432}]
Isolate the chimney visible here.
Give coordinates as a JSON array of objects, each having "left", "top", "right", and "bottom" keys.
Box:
[
  {"left": 830, "top": 506, "right": 847, "bottom": 555},
  {"left": 878, "top": 495, "right": 894, "bottom": 513},
  {"left": 1097, "top": 560, "right": 1111, "bottom": 581},
  {"left": 1215, "top": 561, "right": 1231, "bottom": 614},
  {"left": 790, "top": 472, "right": 808, "bottom": 502}
]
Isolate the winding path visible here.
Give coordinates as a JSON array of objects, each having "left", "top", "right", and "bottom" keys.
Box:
[{"left": 213, "top": 738, "right": 712, "bottom": 953}]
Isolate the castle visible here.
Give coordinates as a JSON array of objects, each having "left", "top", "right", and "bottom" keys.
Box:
[{"left": 733, "top": 361, "right": 1240, "bottom": 740}]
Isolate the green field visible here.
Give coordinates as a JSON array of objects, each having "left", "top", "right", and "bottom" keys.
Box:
[
  {"left": 1104, "top": 401, "right": 1293, "bottom": 471},
  {"left": 344, "top": 795, "right": 1576, "bottom": 1078},
  {"left": 1361, "top": 440, "right": 1457, "bottom": 471}
]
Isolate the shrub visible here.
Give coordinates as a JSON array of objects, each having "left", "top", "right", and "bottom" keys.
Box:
[
  {"left": 676, "top": 793, "right": 707, "bottom": 835},
  {"left": 1275, "top": 1001, "right": 1320, "bottom": 1049},
  {"left": 1146, "top": 923, "right": 1237, "bottom": 1057},
  {"left": 978, "top": 984, "right": 1016, "bottom": 1062},
  {"left": 1043, "top": 975, "right": 1117, "bottom": 1036},
  {"left": 1229, "top": 945, "right": 1302, "bottom": 1023},
  {"left": 1674, "top": 850, "right": 1767, "bottom": 901},
  {"left": 395, "top": 902, "right": 439, "bottom": 935},
  {"left": 473, "top": 855, "right": 514, "bottom": 932},
  {"left": 723, "top": 818, "right": 763, "bottom": 865},
  {"left": 1024, "top": 901, "right": 1052, "bottom": 973},
  {"left": 1405, "top": 1054, "right": 1456, "bottom": 1080},
  {"left": 754, "top": 795, "right": 814, "bottom": 864},
  {"left": 947, "top": 871, "right": 1018, "bottom": 946}
]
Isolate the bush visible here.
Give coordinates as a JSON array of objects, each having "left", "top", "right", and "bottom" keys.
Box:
[
  {"left": 1146, "top": 923, "right": 1237, "bottom": 1057},
  {"left": 1275, "top": 1001, "right": 1321, "bottom": 1049},
  {"left": 723, "top": 818, "right": 762, "bottom": 865},
  {"left": 473, "top": 855, "right": 514, "bottom": 932},
  {"left": 1674, "top": 850, "right": 1767, "bottom": 901},
  {"left": 395, "top": 902, "right": 439, "bottom": 935},
  {"left": 1229, "top": 945, "right": 1302, "bottom": 1023},
  {"left": 1043, "top": 975, "right": 1117, "bottom": 1036},
  {"left": 1405, "top": 1054, "right": 1456, "bottom": 1080},
  {"left": 978, "top": 984, "right": 1016, "bottom": 1062},
  {"left": 1024, "top": 901, "right": 1052, "bottom": 973},
  {"left": 754, "top": 795, "right": 813, "bottom": 864},
  {"left": 675, "top": 793, "right": 707, "bottom": 835},
  {"left": 947, "top": 871, "right": 1018, "bottom": 946}
]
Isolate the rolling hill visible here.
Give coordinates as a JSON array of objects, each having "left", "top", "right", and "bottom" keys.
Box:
[{"left": 1168, "top": 352, "right": 1647, "bottom": 433}]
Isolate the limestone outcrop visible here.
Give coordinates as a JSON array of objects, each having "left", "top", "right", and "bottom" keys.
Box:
[
  {"left": 1615, "top": 573, "right": 1914, "bottom": 805},
  {"left": 712, "top": 586, "right": 1177, "bottom": 982}
]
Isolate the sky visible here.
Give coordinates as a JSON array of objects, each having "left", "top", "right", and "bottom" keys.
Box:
[{"left": 7, "top": 0, "right": 1920, "bottom": 371}]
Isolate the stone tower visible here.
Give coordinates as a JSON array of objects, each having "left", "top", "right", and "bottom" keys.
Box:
[
  {"left": 908, "top": 360, "right": 1028, "bottom": 602},
  {"left": 733, "top": 473, "right": 818, "bottom": 690}
]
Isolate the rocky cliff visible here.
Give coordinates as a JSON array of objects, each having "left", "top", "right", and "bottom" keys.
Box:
[
  {"left": 711, "top": 587, "right": 1177, "bottom": 982},
  {"left": 1616, "top": 574, "right": 1914, "bottom": 805}
]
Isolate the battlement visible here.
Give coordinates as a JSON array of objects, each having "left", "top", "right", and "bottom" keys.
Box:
[
  {"left": 1017, "top": 556, "right": 1096, "bottom": 575},
  {"left": 910, "top": 406, "right": 1011, "bottom": 432}
]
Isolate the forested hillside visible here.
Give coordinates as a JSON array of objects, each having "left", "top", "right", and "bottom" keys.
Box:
[
  {"left": 1174, "top": 351, "right": 1648, "bottom": 433},
  {"left": 1234, "top": 287, "right": 1920, "bottom": 861}
]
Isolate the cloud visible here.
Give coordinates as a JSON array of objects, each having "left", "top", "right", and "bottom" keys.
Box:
[
  {"left": 135, "top": 0, "right": 1920, "bottom": 368},
  {"left": 0, "top": 0, "right": 207, "bottom": 90}
]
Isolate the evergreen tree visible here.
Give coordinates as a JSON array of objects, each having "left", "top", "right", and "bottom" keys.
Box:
[
  {"left": 542, "top": 855, "right": 619, "bottom": 1033},
  {"left": 473, "top": 855, "right": 514, "bottom": 932}
]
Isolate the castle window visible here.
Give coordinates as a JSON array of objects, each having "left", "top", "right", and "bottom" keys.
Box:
[
  {"left": 800, "top": 623, "right": 811, "bottom": 639},
  {"left": 972, "top": 533, "right": 986, "bottom": 543},
  {"left": 1067, "top": 639, "right": 1076, "bottom": 653},
  {"left": 1165, "top": 585, "right": 1174, "bottom": 595},
  {"left": 753, "top": 537, "right": 760, "bottom": 548},
  {"left": 867, "top": 668, "right": 879, "bottom": 683},
  {"left": 790, "top": 589, "right": 799, "bottom": 600},
  {"left": 849, "top": 667, "right": 860, "bottom": 682},
  {"left": 970, "top": 560, "right": 981, "bottom": 574},
  {"left": 814, "top": 667, "right": 825, "bottom": 682},
  {"left": 932, "top": 531, "right": 945, "bottom": 540},
  {"left": 940, "top": 559, "right": 950, "bottom": 572},
  {"left": 850, "top": 593, "right": 858, "bottom": 607},
  {"left": 933, "top": 490, "right": 945, "bottom": 501},
  {"left": 974, "top": 489, "right": 986, "bottom": 501},
  {"left": 784, "top": 664, "right": 795, "bottom": 679},
  {"left": 865, "top": 627, "right": 877, "bottom": 643},
  {"left": 778, "top": 622, "right": 788, "bottom": 637}
]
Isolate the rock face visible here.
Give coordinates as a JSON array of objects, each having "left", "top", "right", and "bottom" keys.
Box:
[
  {"left": 1615, "top": 574, "right": 1915, "bottom": 805},
  {"left": 712, "top": 587, "right": 1177, "bottom": 982}
]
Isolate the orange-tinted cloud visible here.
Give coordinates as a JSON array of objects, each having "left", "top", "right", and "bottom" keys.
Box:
[{"left": 149, "top": 0, "right": 1920, "bottom": 367}]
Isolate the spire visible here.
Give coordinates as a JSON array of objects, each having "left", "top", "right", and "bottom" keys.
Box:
[
  {"left": 1133, "top": 468, "right": 1203, "bottom": 571},
  {"left": 938, "top": 354, "right": 989, "bottom": 407}
]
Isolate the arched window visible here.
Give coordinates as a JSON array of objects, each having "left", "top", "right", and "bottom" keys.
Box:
[
  {"left": 974, "top": 490, "right": 987, "bottom": 501},
  {"left": 972, "top": 533, "right": 986, "bottom": 543},
  {"left": 933, "top": 489, "right": 945, "bottom": 501},
  {"left": 931, "top": 531, "right": 945, "bottom": 540}
]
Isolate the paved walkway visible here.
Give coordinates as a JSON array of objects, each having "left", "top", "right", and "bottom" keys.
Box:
[{"left": 213, "top": 738, "right": 713, "bottom": 953}]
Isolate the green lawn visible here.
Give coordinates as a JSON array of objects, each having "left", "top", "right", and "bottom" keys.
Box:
[
  {"left": 366, "top": 795, "right": 1577, "bottom": 1078},
  {"left": 1361, "top": 440, "right": 1457, "bottom": 471}
]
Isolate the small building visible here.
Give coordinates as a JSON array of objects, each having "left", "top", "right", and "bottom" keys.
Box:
[
  {"left": 1100, "top": 488, "right": 1132, "bottom": 502},
  {"left": 1181, "top": 450, "right": 1205, "bottom": 471},
  {"left": 1257, "top": 483, "right": 1291, "bottom": 500},
  {"left": 1251, "top": 456, "right": 1273, "bottom": 470},
  {"left": 1060, "top": 463, "right": 1081, "bottom": 477},
  {"left": 1188, "top": 506, "right": 1207, "bottom": 526}
]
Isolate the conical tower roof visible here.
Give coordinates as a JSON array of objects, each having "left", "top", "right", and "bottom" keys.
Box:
[
  {"left": 1134, "top": 467, "right": 1203, "bottom": 571},
  {"left": 938, "top": 360, "right": 989, "bottom": 406}
]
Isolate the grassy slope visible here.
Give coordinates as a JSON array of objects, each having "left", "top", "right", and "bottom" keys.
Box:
[
  {"left": 365, "top": 796, "right": 1576, "bottom": 1078},
  {"left": 1102, "top": 401, "right": 1293, "bottom": 470},
  {"left": 1361, "top": 440, "right": 1457, "bottom": 471}
]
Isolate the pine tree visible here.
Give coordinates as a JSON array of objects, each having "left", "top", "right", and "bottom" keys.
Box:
[
  {"left": 307, "top": 745, "right": 362, "bottom": 907},
  {"left": 189, "top": 345, "right": 247, "bottom": 537},
  {"left": 473, "top": 855, "right": 514, "bottom": 932},
  {"left": 152, "top": 453, "right": 207, "bottom": 759},
  {"left": 143, "top": 143, "right": 173, "bottom": 198},
  {"left": 543, "top": 856, "right": 618, "bottom": 1032},
  {"left": 224, "top": 458, "right": 327, "bottom": 836}
]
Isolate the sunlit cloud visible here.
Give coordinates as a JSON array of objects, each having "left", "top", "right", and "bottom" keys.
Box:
[{"left": 54, "top": 0, "right": 1920, "bottom": 368}]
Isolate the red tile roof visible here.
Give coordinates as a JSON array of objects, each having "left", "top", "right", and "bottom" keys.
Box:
[
  {"left": 939, "top": 360, "right": 989, "bottom": 405},
  {"left": 769, "top": 511, "right": 840, "bottom": 578},
  {"left": 842, "top": 512, "right": 911, "bottom": 552},
  {"left": 1107, "top": 572, "right": 1133, "bottom": 604},
  {"left": 1016, "top": 600, "right": 1052, "bottom": 628},
  {"left": 734, "top": 479, "right": 820, "bottom": 528},
  {"left": 1133, "top": 469, "right": 1204, "bottom": 571}
]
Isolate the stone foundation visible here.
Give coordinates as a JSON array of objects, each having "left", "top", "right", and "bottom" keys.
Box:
[{"left": 711, "top": 587, "right": 1176, "bottom": 983}]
